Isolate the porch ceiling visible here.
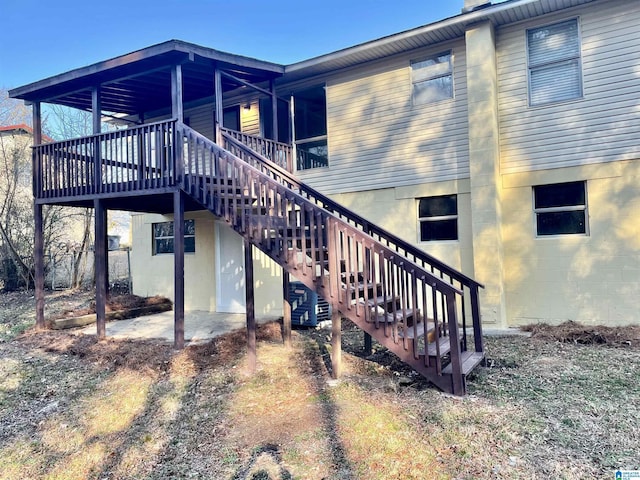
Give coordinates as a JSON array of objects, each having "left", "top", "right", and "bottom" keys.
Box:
[{"left": 9, "top": 40, "right": 285, "bottom": 116}]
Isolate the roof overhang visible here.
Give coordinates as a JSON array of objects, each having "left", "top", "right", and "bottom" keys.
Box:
[
  {"left": 9, "top": 40, "right": 285, "bottom": 115},
  {"left": 10, "top": 0, "right": 600, "bottom": 111},
  {"left": 282, "top": 0, "right": 599, "bottom": 82}
]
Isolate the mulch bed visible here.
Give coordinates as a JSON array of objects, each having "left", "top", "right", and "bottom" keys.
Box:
[{"left": 521, "top": 320, "right": 640, "bottom": 347}]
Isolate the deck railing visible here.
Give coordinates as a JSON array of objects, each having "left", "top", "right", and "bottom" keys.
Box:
[
  {"left": 32, "top": 119, "right": 178, "bottom": 199},
  {"left": 220, "top": 127, "right": 293, "bottom": 172},
  {"left": 183, "top": 125, "right": 470, "bottom": 394},
  {"left": 222, "top": 130, "right": 484, "bottom": 354}
]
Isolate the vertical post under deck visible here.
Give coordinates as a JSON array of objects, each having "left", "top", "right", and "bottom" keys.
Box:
[
  {"left": 214, "top": 68, "right": 223, "bottom": 145},
  {"left": 282, "top": 270, "right": 291, "bottom": 348},
  {"left": 245, "top": 239, "right": 256, "bottom": 373},
  {"left": 33, "top": 102, "right": 45, "bottom": 330},
  {"left": 331, "top": 309, "right": 342, "bottom": 379},
  {"left": 171, "top": 64, "right": 184, "bottom": 123},
  {"left": 92, "top": 87, "right": 102, "bottom": 192},
  {"left": 174, "top": 190, "right": 185, "bottom": 349},
  {"left": 34, "top": 203, "right": 45, "bottom": 330},
  {"left": 364, "top": 333, "right": 373, "bottom": 357},
  {"left": 94, "top": 199, "right": 107, "bottom": 339},
  {"left": 270, "top": 78, "right": 278, "bottom": 143}
]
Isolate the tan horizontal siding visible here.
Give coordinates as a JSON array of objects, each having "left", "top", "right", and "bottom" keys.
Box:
[
  {"left": 186, "top": 103, "right": 214, "bottom": 140},
  {"left": 302, "top": 40, "right": 469, "bottom": 194},
  {"left": 498, "top": 0, "right": 640, "bottom": 174}
]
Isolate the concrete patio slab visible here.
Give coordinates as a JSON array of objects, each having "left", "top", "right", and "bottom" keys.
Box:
[{"left": 77, "top": 310, "right": 280, "bottom": 345}]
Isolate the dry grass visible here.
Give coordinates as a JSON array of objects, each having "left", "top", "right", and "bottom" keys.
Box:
[{"left": 1, "top": 291, "right": 639, "bottom": 479}]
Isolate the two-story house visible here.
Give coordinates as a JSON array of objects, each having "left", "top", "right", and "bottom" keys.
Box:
[{"left": 9, "top": 0, "right": 639, "bottom": 394}]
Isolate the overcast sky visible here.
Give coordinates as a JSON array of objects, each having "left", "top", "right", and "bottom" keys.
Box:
[{"left": 0, "top": 0, "right": 486, "bottom": 89}]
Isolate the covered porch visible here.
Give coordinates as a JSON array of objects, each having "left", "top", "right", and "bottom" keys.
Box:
[{"left": 9, "top": 40, "right": 294, "bottom": 354}]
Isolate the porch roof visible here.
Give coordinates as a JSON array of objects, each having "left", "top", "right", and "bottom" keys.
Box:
[{"left": 9, "top": 40, "right": 285, "bottom": 116}]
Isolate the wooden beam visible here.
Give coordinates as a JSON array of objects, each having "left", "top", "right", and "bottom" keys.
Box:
[
  {"left": 245, "top": 239, "right": 256, "bottom": 373},
  {"left": 270, "top": 78, "right": 278, "bottom": 142},
  {"left": 94, "top": 199, "right": 107, "bottom": 339},
  {"left": 282, "top": 270, "right": 291, "bottom": 348},
  {"left": 174, "top": 190, "right": 185, "bottom": 349},
  {"left": 220, "top": 70, "right": 273, "bottom": 97},
  {"left": 331, "top": 309, "right": 342, "bottom": 379},
  {"left": 214, "top": 68, "right": 223, "bottom": 144},
  {"left": 171, "top": 64, "right": 184, "bottom": 122},
  {"left": 92, "top": 88, "right": 102, "bottom": 192},
  {"left": 32, "top": 101, "right": 42, "bottom": 145},
  {"left": 34, "top": 203, "right": 45, "bottom": 330},
  {"left": 32, "top": 100, "right": 44, "bottom": 327},
  {"left": 92, "top": 86, "right": 102, "bottom": 134}
]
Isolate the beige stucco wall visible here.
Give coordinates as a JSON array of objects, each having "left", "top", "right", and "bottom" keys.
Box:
[
  {"left": 130, "top": 211, "right": 283, "bottom": 319},
  {"left": 502, "top": 160, "right": 640, "bottom": 326},
  {"left": 328, "top": 179, "right": 475, "bottom": 279}
]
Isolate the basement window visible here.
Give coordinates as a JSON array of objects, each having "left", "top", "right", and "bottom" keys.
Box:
[
  {"left": 418, "top": 195, "right": 458, "bottom": 241},
  {"left": 153, "top": 219, "right": 196, "bottom": 254},
  {"left": 533, "top": 181, "right": 587, "bottom": 236},
  {"left": 411, "top": 51, "right": 453, "bottom": 105}
]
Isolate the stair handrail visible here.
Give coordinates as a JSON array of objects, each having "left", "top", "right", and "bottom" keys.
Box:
[
  {"left": 181, "top": 123, "right": 462, "bottom": 297},
  {"left": 183, "top": 123, "right": 475, "bottom": 394},
  {"left": 221, "top": 131, "right": 483, "bottom": 292}
]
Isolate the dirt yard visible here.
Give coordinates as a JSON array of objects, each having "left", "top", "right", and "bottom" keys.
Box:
[{"left": 0, "top": 289, "right": 639, "bottom": 479}]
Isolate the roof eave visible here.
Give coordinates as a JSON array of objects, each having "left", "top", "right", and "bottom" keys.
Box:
[{"left": 9, "top": 40, "right": 285, "bottom": 103}]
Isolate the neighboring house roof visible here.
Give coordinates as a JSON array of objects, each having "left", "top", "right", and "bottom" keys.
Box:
[
  {"left": 9, "top": 0, "right": 599, "bottom": 112},
  {"left": 0, "top": 124, "right": 53, "bottom": 143}
]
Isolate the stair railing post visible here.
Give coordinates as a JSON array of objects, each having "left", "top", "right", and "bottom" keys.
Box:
[
  {"left": 446, "top": 290, "right": 464, "bottom": 395},
  {"left": 470, "top": 285, "right": 484, "bottom": 355}
]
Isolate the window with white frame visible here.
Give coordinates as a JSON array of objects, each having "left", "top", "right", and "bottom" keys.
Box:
[
  {"left": 411, "top": 51, "right": 453, "bottom": 105},
  {"left": 153, "top": 219, "right": 196, "bottom": 254},
  {"left": 418, "top": 195, "right": 458, "bottom": 241},
  {"left": 527, "top": 18, "right": 583, "bottom": 106},
  {"left": 533, "top": 181, "right": 587, "bottom": 236}
]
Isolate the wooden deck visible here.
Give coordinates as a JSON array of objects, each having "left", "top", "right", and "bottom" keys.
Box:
[{"left": 32, "top": 119, "right": 485, "bottom": 395}]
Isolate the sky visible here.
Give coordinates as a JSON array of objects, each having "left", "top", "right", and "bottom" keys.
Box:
[{"left": 0, "top": 0, "right": 480, "bottom": 90}]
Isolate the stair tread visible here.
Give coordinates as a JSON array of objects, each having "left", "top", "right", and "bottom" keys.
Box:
[
  {"left": 442, "top": 351, "right": 484, "bottom": 376},
  {"left": 426, "top": 336, "right": 451, "bottom": 357},
  {"left": 352, "top": 296, "right": 399, "bottom": 308},
  {"left": 397, "top": 321, "right": 433, "bottom": 339}
]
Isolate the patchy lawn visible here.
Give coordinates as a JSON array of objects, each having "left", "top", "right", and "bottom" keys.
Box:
[{"left": 0, "top": 290, "right": 639, "bottom": 479}]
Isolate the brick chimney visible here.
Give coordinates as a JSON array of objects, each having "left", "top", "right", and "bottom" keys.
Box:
[{"left": 462, "top": 0, "right": 492, "bottom": 13}]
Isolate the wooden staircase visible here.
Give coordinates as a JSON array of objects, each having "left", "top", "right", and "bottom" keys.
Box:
[{"left": 180, "top": 124, "right": 484, "bottom": 395}]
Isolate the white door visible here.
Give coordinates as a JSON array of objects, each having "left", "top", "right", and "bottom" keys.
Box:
[{"left": 215, "top": 223, "right": 246, "bottom": 313}]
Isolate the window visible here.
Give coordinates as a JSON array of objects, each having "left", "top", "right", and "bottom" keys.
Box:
[
  {"left": 411, "top": 51, "right": 453, "bottom": 105},
  {"left": 153, "top": 220, "right": 196, "bottom": 254},
  {"left": 527, "top": 19, "right": 582, "bottom": 106},
  {"left": 533, "top": 181, "right": 587, "bottom": 236},
  {"left": 418, "top": 195, "right": 458, "bottom": 241},
  {"left": 293, "top": 85, "right": 328, "bottom": 170}
]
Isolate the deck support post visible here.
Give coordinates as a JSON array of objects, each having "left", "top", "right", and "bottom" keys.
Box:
[
  {"left": 214, "top": 67, "right": 223, "bottom": 145},
  {"left": 94, "top": 199, "right": 107, "bottom": 339},
  {"left": 173, "top": 190, "right": 185, "bottom": 349},
  {"left": 34, "top": 203, "right": 45, "bottom": 330},
  {"left": 364, "top": 332, "right": 372, "bottom": 357},
  {"left": 282, "top": 270, "right": 291, "bottom": 348},
  {"left": 245, "top": 239, "right": 256, "bottom": 373},
  {"left": 331, "top": 310, "right": 342, "bottom": 379},
  {"left": 171, "top": 64, "right": 184, "bottom": 123},
  {"left": 270, "top": 78, "right": 278, "bottom": 143},
  {"left": 92, "top": 87, "right": 102, "bottom": 193},
  {"left": 33, "top": 102, "right": 45, "bottom": 330}
]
